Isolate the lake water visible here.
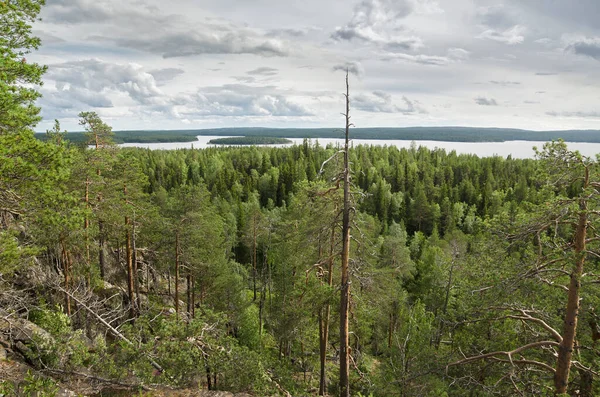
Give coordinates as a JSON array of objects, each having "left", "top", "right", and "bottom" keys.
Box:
[{"left": 119, "top": 136, "right": 600, "bottom": 159}]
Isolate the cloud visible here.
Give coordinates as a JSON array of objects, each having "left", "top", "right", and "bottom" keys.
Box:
[
  {"left": 232, "top": 76, "right": 257, "bottom": 83},
  {"left": 476, "top": 5, "right": 525, "bottom": 45},
  {"left": 148, "top": 68, "right": 185, "bottom": 84},
  {"left": 331, "top": 0, "right": 419, "bottom": 46},
  {"left": 474, "top": 97, "right": 498, "bottom": 106},
  {"left": 43, "top": 0, "right": 289, "bottom": 58},
  {"left": 353, "top": 91, "right": 424, "bottom": 113},
  {"left": 380, "top": 47, "right": 470, "bottom": 66},
  {"left": 247, "top": 67, "right": 279, "bottom": 76},
  {"left": 109, "top": 32, "right": 287, "bottom": 58},
  {"left": 45, "top": 59, "right": 164, "bottom": 105},
  {"left": 546, "top": 111, "right": 600, "bottom": 118},
  {"left": 332, "top": 61, "right": 364, "bottom": 77},
  {"left": 490, "top": 80, "right": 520, "bottom": 86},
  {"left": 447, "top": 48, "right": 470, "bottom": 60},
  {"left": 33, "top": 30, "right": 65, "bottom": 45},
  {"left": 566, "top": 37, "right": 600, "bottom": 60},
  {"left": 42, "top": 0, "right": 172, "bottom": 26},
  {"left": 535, "top": 72, "right": 557, "bottom": 76},
  {"left": 477, "top": 5, "right": 515, "bottom": 29},
  {"left": 266, "top": 27, "right": 318, "bottom": 38},
  {"left": 478, "top": 25, "right": 525, "bottom": 45},
  {"left": 381, "top": 52, "right": 451, "bottom": 66},
  {"left": 383, "top": 37, "right": 424, "bottom": 52},
  {"left": 169, "top": 85, "right": 313, "bottom": 118}
]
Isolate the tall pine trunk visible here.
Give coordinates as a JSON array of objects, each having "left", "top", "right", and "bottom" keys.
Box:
[
  {"left": 98, "top": 220, "right": 105, "bottom": 279},
  {"left": 125, "top": 216, "right": 136, "bottom": 318},
  {"left": 339, "top": 72, "right": 352, "bottom": 397},
  {"left": 554, "top": 167, "right": 589, "bottom": 393},
  {"left": 175, "top": 231, "right": 180, "bottom": 320},
  {"left": 319, "top": 223, "right": 336, "bottom": 395}
]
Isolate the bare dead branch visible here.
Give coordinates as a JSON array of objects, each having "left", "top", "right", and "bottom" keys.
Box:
[{"left": 447, "top": 341, "right": 559, "bottom": 370}]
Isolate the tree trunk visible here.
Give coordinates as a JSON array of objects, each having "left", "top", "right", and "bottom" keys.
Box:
[
  {"left": 98, "top": 220, "right": 105, "bottom": 280},
  {"left": 252, "top": 214, "right": 258, "bottom": 301},
  {"left": 319, "top": 224, "right": 336, "bottom": 395},
  {"left": 84, "top": 178, "right": 90, "bottom": 265},
  {"left": 175, "top": 231, "right": 180, "bottom": 320},
  {"left": 339, "top": 72, "right": 352, "bottom": 397},
  {"left": 133, "top": 219, "right": 140, "bottom": 311},
  {"left": 125, "top": 216, "right": 136, "bottom": 318},
  {"left": 191, "top": 274, "right": 195, "bottom": 318},
  {"left": 554, "top": 205, "right": 588, "bottom": 393},
  {"left": 60, "top": 239, "right": 72, "bottom": 317},
  {"left": 187, "top": 272, "right": 192, "bottom": 318}
]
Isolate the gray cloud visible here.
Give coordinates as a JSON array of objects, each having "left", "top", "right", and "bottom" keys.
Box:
[
  {"left": 332, "top": 61, "right": 364, "bottom": 77},
  {"left": 110, "top": 32, "right": 287, "bottom": 58},
  {"left": 535, "top": 72, "right": 557, "bottom": 76},
  {"left": 331, "top": 0, "right": 415, "bottom": 44},
  {"left": 42, "top": 0, "right": 173, "bottom": 26},
  {"left": 149, "top": 68, "right": 185, "bottom": 83},
  {"left": 43, "top": 0, "right": 288, "bottom": 58},
  {"left": 354, "top": 91, "right": 423, "bottom": 114},
  {"left": 547, "top": 111, "right": 600, "bottom": 118},
  {"left": 232, "top": 76, "right": 257, "bottom": 83},
  {"left": 33, "top": 30, "right": 65, "bottom": 45},
  {"left": 267, "top": 27, "right": 315, "bottom": 38},
  {"left": 383, "top": 38, "right": 423, "bottom": 52},
  {"left": 475, "top": 97, "right": 498, "bottom": 106},
  {"left": 490, "top": 80, "right": 520, "bottom": 86},
  {"left": 381, "top": 52, "right": 450, "bottom": 66},
  {"left": 247, "top": 67, "right": 279, "bottom": 76},
  {"left": 566, "top": 37, "right": 600, "bottom": 60},
  {"left": 478, "top": 5, "right": 516, "bottom": 29},
  {"left": 476, "top": 5, "right": 525, "bottom": 45}
]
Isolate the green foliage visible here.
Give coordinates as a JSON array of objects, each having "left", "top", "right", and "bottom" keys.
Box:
[
  {"left": 28, "top": 306, "right": 70, "bottom": 337},
  {"left": 0, "top": 0, "right": 47, "bottom": 133},
  {"left": 0, "top": 371, "right": 59, "bottom": 397}
]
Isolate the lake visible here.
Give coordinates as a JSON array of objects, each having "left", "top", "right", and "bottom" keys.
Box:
[{"left": 119, "top": 136, "right": 600, "bottom": 159}]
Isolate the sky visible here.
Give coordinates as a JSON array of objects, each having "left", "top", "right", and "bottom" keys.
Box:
[{"left": 30, "top": 0, "right": 600, "bottom": 132}]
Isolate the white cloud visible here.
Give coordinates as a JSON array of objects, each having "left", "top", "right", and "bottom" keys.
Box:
[
  {"left": 478, "top": 25, "right": 526, "bottom": 45},
  {"left": 354, "top": 91, "right": 424, "bottom": 114}
]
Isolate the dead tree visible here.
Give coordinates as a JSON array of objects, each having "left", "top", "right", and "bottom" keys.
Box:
[{"left": 339, "top": 71, "right": 353, "bottom": 397}]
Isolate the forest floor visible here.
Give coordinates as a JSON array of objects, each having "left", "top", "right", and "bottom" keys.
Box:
[{"left": 0, "top": 357, "right": 253, "bottom": 397}]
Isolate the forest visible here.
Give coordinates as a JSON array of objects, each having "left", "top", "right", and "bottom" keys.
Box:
[
  {"left": 208, "top": 137, "right": 293, "bottom": 146},
  {"left": 35, "top": 126, "right": 600, "bottom": 145},
  {"left": 3, "top": 2, "right": 600, "bottom": 397}
]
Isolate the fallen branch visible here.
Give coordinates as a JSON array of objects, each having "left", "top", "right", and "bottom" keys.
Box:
[
  {"left": 57, "top": 287, "right": 168, "bottom": 378},
  {"left": 41, "top": 368, "right": 153, "bottom": 392}
]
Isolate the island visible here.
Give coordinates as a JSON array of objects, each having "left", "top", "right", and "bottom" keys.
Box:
[{"left": 208, "top": 136, "right": 293, "bottom": 145}]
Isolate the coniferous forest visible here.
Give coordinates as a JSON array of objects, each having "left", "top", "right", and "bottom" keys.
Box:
[{"left": 3, "top": 2, "right": 600, "bottom": 397}]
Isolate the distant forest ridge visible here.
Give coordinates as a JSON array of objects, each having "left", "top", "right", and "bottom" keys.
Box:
[{"left": 36, "top": 126, "right": 600, "bottom": 144}]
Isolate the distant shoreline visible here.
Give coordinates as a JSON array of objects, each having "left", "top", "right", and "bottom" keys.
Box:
[
  {"left": 35, "top": 126, "right": 600, "bottom": 144},
  {"left": 208, "top": 136, "right": 293, "bottom": 145}
]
